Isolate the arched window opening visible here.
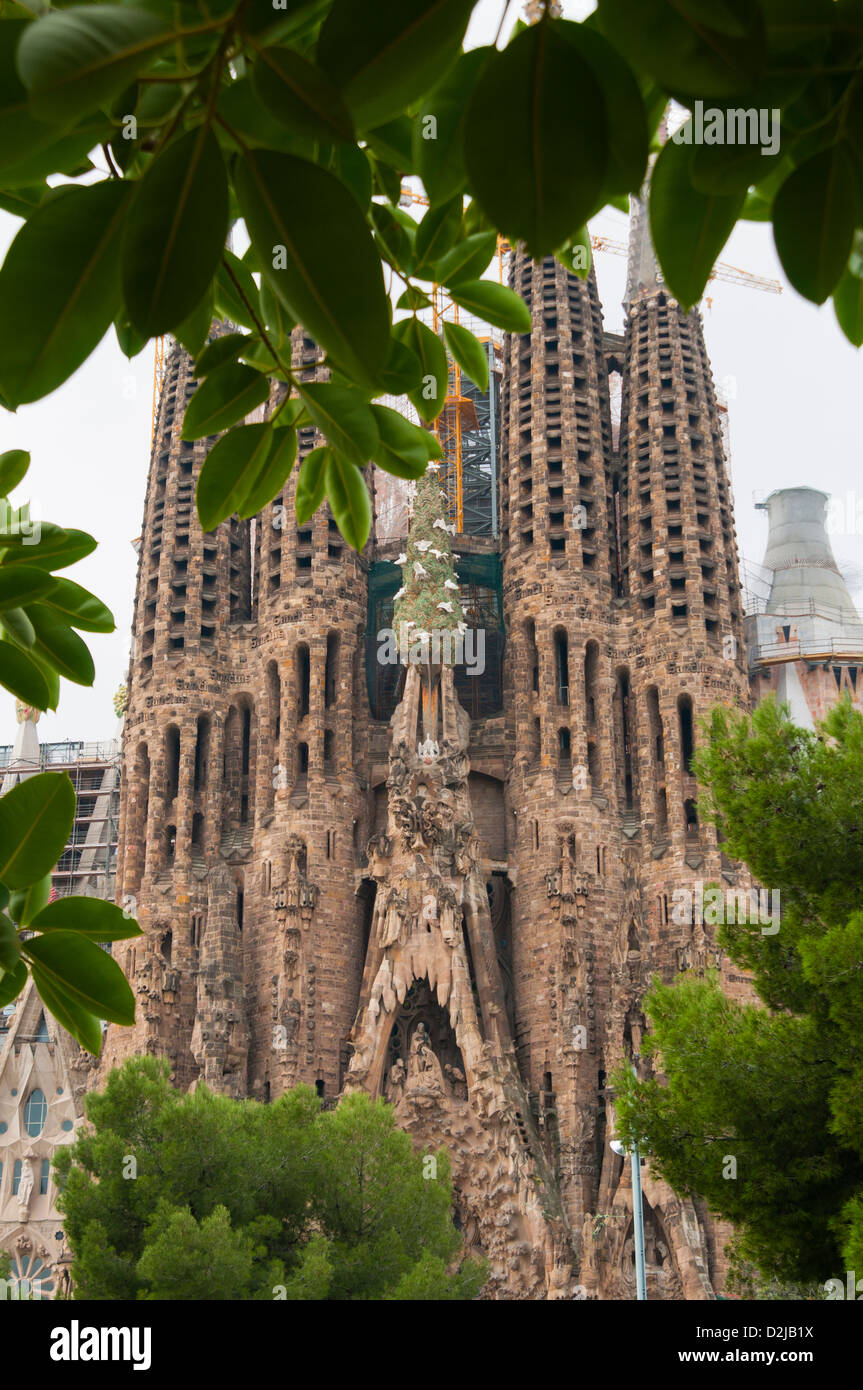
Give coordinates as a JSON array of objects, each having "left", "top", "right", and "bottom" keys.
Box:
[
  {"left": 554, "top": 629, "right": 569, "bottom": 705},
  {"left": 678, "top": 694, "right": 695, "bottom": 773},
  {"left": 165, "top": 725, "right": 181, "bottom": 802},
  {"left": 685, "top": 798, "right": 699, "bottom": 835},
  {"left": 160, "top": 929, "right": 172, "bottom": 964},
  {"left": 24, "top": 1089, "right": 47, "bottom": 1137},
  {"left": 193, "top": 714, "right": 210, "bottom": 793},
  {"left": 297, "top": 643, "right": 310, "bottom": 719},
  {"left": 584, "top": 640, "right": 599, "bottom": 727},
  {"left": 325, "top": 633, "right": 340, "bottom": 709}
]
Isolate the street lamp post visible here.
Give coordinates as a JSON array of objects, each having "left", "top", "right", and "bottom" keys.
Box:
[{"left": 610, "top": 1135, "right": 647, "bottom": 1301}]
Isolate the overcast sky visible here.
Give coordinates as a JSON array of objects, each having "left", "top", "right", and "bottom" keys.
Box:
[{"left": 0, "top": 0, "right": 860, "bottom": 744}]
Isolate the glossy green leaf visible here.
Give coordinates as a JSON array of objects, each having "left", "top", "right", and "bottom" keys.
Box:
[
  {"left": 28, "top": 604, "right": 95, "bottom": 685},
  {"left": 371, "top": 404, "right": 441, "bottom": 480},
  {"left": 30, "top": 895, "right": 143, "bottom": 940},
  {"left": 0, "top": 449, "right": 29, "bottom": 495},
  {"left": 295, "top": 445, "right": 329, "bottom": 525},
  {"left": 196, "top": 424, "right": 275, "bottom": 531},
  {"left": 650, "top": 130, "right": 745, "bottom": 309},
  {"left": 260, "top": 282, "right": 295, "bottom": 349},
  {"left": 0, "top": 20, "right": 111, "bottom": 180},
  {"left": 0, "top": 180, "right": 130, "bottom": 407},
  {"left": 443, "top": 321, "right": 489, "bottom": 392},
  {"left": 430, "top": 229, "right": 496, "bottom": 286},
  {"left": 29, "top": 963, "right": 103, "bottom": 1053},
  {"left": 377, "top": 335, "right": 424, "bottom": 395},
  {"left": 773, "top": 147, "right": 857, "bottom": 305},
  {"left": 414, "top": 46, "right": 492, "bottom": 206},
  {"left": 182, "top": 363, "right": 270, "bottom": 440},
  {"left": 324, "top": 451, "right": 372, "bottom": 551},
  {"left": 364, "top": 116, "right": 416, "bottom": 173},
  {"left": 1, "top": 605, "right": 35, "bottom": 646},
  {"left": 173, "top": 281, "right": 215, "bottom": 360},
  {"left": 195, "top": 333, "right": 248, "bottom": 377},
  {"left": 0, "top": 639, "right": 51, "bottom": 708},
  {"left": 556, "top": 19, "right": 648, "bottom": 198},
  {"left": 39, "top": 576, "right": 114, "bottom": 632},
  {"left": 299, "top": 382, "right": 379, "bottom": 465},
  {"left": 236, "top": 149, "right": 390, "bottom": 388},
  {"left": 236, "top": 426, "right": 298, "bottom": 519},
  {"left": 122, "top": 126, "right": 228, "bottom": 337},
  {"left": 0, "top": 913, "right": 22, "bottom": 974},
  {"left": 9, "top": 872, "right": 51, "bottom": 928},
  {"left": 24, "top": 929, "right": 135, "bottom": 1025},
  {"left": 448, "top": 280, "right": 531, "bottom": 334},
  {"left": 370, "top": 199, "right": 416, "bottom": 274},
  {"left": 0, "top": 959, "right": 27, "bottom": 1010},
  {"left": 0, "top": 565, "right": 56, "bottom": 610},
  {"left": 252, "top": 45, "right": 354, "bottom": 143},
  {"left": 596, "top": 0, "right": 766, "bottom": 96},
  {"left": 392, "top": 317, "right": 448, "bottom": 421},
  {"left": 396, "top": 286, "right": 433, "bottom": 312},
  {"left": 0, "top": 770, "right": 75, "bottom": 889},
  {"left": 414, "top": 196, "right": 463, "bottom": 273},
  {"left": 464, "top": 21, "right": 607, "bottom": 259},
  {"left": 1, "top": 523, "right": 97, "bottom": 571},
  {"left": 114, "top": 312, "right": 147, "bottom": 360},
  {"left": 317, "top": 0, "right": 474, "bottom": 131},
  {"left": 17, "top": 5, "right": 171, "bottom": 122},
  {"left": 834, "top": 266, "right": 863, "bottom": 347},
  {"left": 214, "top": 249, "right": 261, "bottom": 331}
]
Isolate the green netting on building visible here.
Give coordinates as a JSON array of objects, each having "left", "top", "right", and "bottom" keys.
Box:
[{"left": 366, "top": 552, "right": 504, "bottom": 721}]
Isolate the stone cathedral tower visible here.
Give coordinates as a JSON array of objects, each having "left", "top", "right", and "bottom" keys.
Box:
[{"left": 104, "top": 203, "right": 755, "bottom": 1299}]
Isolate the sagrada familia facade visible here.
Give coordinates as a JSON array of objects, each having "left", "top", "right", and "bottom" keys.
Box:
[{"left": 75, "top": 200, "right": 861, "bottom": 1300}]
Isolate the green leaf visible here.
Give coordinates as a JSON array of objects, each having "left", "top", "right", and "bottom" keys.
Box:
[
  {"left": 317, "top": 0, "right": 474, "bottom": 131},
  {"left": 0, "top": 21, "right": 111, "bottom": 181},
  {"left": 364, "top": 116, "right": 416, "bottom": 172},
  {"left": 24, "top": 929, "right": 135, "bottom": 1026},
  {"left": 689, "top": 140, "right": 783, "bottom": 197},
  {"left": 114, "top": 312, "right": 147, "bottom": 360},
  {"left": 299, "top": 382, "right": 379, "bottom": 465},
  {"left": 122, "top": 126, "right": 228, "bottom": 337},
  {"left": 182, "top": 363, "right": 270, "bottom": 440},
  {"left": 0, "top": 180, "right": 130, "bottom": 407},
  {"left": 0, "top": 770, "right": 75, "bottom": 889},
  {"left": 38, "top": 576, "right": 114, "bottom": 632},
  {"left": 324, "top": 451, "right": 372, "bottom": 551},
  {"left": 295, "top": 445, "right": 329, "bottom": 525},
  {"left": 443, "top": 321, "right": 488, "bottom": 392},
  {"left": 1, "top": 605, "right": 35, "bottom": 646},
  {"left": 371, "top": 403, "right": 441, "bottom": 479},
  {"left": 773, "top": 147, "right": 857, "bottom": 305},
  {"left": 392, "top": 317, "right": 448, "bottom": 421},
  {"left": 236, "top": 426, "right": 298, "bottom": 519},
  {"left": 414, "top": 196, "right": 463, "bottom": 273},
  {"left": 464, "top": 21, "right": 608, "bottom": 260},
  {"left": 649, "top": 131, "right": 745, "bottom": 309},
  {"left": 330, "top": 142, "right": 373, "bottom": 210},
  {"left": 252, "top": 46, "right": 355, "bottom": 143},
  {"left": 834, "top": 266, "right": 863, "bottom": 347},
  {"left": 8, "top": 872, "right": 51, "bottom": 928},
  {"left": 0, "top": 913, "right": 22, "bottom": 973},
  {"left": 447, "top": 280, "right": 531, "bottom": 334},
  {"left": 236, "top": 149, "right": 390, "bottom": 389},
  {"left": 29, "top": 963, "right": 103, "bottom": 1053},
  {"left": 596, "top": 0, "right": 766, "bottom": 97},
  {"left": 0, "top": 959, "right": 27, "bottom": 1010},
  {"left": 396, "top": 287, "right": 433, "bottom": 312},
  {"left": 0, "top": 449, "right": 29, "bottom": 495},
  {"left": 260, "top": 282, "right": 294, "bottom": 348},
  {"left": 414, "top": 46, "right": 492, "bottom": 206},
  {"left": 0, "top": 565, "right": 56, "bottom": 610},
  {"left": 0, "top": 638, "right": 51, "bottom": 708},
  {"left": 1, "top": 523, "right": 96, "bottom": 571},
  {"left": 28, "top": 604, "right": 95, "bottom": 685},
  {"left": 378, "top": 335, "right": 424, "bottom": 394},
  {"left": 0, "top": 186, "right": 47, "bottom": 219},
  {"left": 430, "top": 230, "right": 496, "bottom": 286},
  {"left": 370, "top": 199, "right": 416, "bottom": 274},
  {"left": 17, "top": 5, "right": 171, "bottom": 123},
  {"left": 214, "top": 248, "right": 261, "bottom": 331},
  {"left": 557, "top": 20, "right": 647, "bottom": 199},
  {"left": 196, "top": 424, "right": 276, "bottom": 531},
  {"left": 195, "top": 332, "right": 248, "bottom": 377},
  {"left": 173, "top": 281, "right": 215, "bottom": 360},
  {"left": 30, "top": 895, "right": 143, "bottom": 940}
]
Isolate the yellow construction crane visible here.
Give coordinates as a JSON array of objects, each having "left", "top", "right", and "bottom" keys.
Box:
[{"left": 589, "top": 232, "right": 783, "bottom": 298}]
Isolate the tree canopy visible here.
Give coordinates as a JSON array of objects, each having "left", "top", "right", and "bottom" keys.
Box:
[
  {"left": 614, "top": 697, "right": 863, "bottom": 1289},
  {"left": 55, "top": 1056, "right": 487, "bottom": 1300}
]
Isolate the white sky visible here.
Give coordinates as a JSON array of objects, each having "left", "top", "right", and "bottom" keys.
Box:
[{"left": 0, "top": 0, "right": 860, "bottom": 743}]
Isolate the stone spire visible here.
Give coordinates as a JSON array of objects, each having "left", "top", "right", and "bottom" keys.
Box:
[
  {"left": 1, "top": 700, "right": 41, "bottom": 794},
  {"left": 393, "top": 469, "right": 465, "bottom": 659}
]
